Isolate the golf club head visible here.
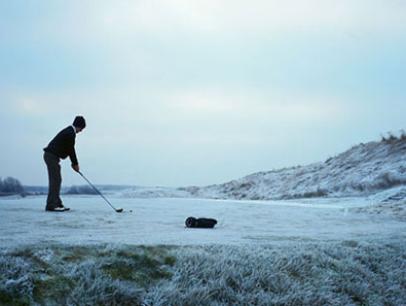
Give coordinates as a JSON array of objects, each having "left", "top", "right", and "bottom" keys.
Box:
[{"left": 116, "top": 208, "right": 124, "bottom": 213}]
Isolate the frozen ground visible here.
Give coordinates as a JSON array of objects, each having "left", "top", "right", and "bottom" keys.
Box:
[
  {"left": 1, "top": 242, "right": 405, "bottom": 305},
  {"left": 0, "top": 195, "right": 405, "bottom": 247},
  {"left": 1, "top": 195, "right": 405, "bottom": 305}
]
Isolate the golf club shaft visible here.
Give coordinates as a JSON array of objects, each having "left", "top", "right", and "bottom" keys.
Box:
[{"left": 78, "top": 171, "right": 118, "bottom": 211}]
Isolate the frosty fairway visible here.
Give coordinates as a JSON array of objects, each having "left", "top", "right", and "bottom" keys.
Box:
[
  {"left": 78, "top": 171, "right": 124, "bottom": 213},
  {"left": 0, "top": 196, "right": 405, "bottom": 247}
]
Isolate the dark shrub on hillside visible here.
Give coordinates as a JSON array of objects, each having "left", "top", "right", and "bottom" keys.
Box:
[{"left": 373, "top": 172, "right": 404, "bottom": 190}]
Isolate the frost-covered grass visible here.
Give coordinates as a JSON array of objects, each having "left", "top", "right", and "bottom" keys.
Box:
[
  {"left": 0, "top": 245, "right": 175, "bottom": 305},
  {"left": 1, "top": 242, "right": 405, "bottom": 305},
  {"left": 352, "top": 186, "right": 406, "bottom": 221},
  {"left": 353, "top": 201, "right": 406, "bottom": 221},
  {"left": 3, "top": 196, "right": 406, "bottom": 247}
]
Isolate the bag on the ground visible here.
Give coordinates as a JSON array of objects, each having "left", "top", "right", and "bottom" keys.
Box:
[{"left": 185, "top": 217, "right": 217, "bottom": 228}]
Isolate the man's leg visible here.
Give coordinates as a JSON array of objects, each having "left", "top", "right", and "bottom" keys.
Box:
[{"left": 44, "top": 152, "right": 62, "bottom": 210}]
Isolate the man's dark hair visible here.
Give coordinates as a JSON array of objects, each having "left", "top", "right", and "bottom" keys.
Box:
[{"left": 73, "top": 116, "right": 86, "bottom": 128}]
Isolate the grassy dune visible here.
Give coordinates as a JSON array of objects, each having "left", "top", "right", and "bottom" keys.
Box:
[{"left": 1, "top": 242, "right": 405, "bottom": 305}]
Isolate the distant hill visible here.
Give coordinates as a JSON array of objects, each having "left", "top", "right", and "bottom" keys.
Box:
[
  {"left": 24, "top": 185, "right": 134, "bottom": 196},
  {"left": 181, "top": 135, "right": 406, "bottom": 200}
]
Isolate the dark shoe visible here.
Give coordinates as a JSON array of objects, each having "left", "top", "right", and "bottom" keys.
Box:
[
  {"left": 46, "top": 207, "right": 67, "bottom": 212},
  {"left": 58, "top": 204, "right": 70, "bottom": 211}
]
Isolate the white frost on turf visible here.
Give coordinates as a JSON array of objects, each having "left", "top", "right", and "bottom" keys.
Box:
[
  {"left": 0, "top": 195, "right": 405, "bottom": 248},
  {"left": 1, "top": 243, "right": 405, "bottom": 305}
]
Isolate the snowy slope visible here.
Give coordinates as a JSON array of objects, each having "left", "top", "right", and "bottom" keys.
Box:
[
  {"left": 182, "top": 136, "right": 406, "bottom": 200},
  {"left": 119, "top": 186, "right": 192, "bottom": 199}
]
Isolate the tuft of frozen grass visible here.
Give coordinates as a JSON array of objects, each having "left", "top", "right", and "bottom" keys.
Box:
[
  {"left": 0, "top": 245, "right": 174, "bottom": 305},
  {"left": 351, "top": 186, "right": 406, "bottom": 220},
  {"left": 1, "top": 242, "right": 405, "bottom": 305},
  {"left": 145, "top": 242, "right": 406, "bottom": 306},
  {"left": 353, "top": 201, "right": 406, "bottom": 221}
]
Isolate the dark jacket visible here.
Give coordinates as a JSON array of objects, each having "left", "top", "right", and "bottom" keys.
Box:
[{"left": 44, "top": 126, "right": 78, "bottom": 165}]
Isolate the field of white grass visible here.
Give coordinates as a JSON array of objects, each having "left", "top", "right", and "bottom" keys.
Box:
[
  {"left": 0, "top": 195, "right": 405, "bottom": 305},
  {"left": 1, "top": 242, "right": 405, "bottom": 305},
  {"left": 1, "top": 196, "right": 405, "bottom": 246}
]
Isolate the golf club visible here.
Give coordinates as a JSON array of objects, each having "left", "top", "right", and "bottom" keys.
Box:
[{"left": 78, "top": 171, "right": 123, "bottom": 213}]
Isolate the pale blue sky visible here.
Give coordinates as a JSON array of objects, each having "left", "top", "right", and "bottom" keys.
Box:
[{"left": 1, "top": 0, "right": 405, "bottom": 186}]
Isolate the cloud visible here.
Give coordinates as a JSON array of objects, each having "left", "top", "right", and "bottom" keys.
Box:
[
  {"left": 1, "top": 86, "right": 350, "bottom": 150},
  {"left": 77, "top": 0, "right": 403, "bottom": 35},
  {"left": 166, "top": 88, "right": 347, "bottom": 124},
  {"left": 13, "top": 97, "right": 44, "bottom": 115},
  {"left": 3, "top": 0, "right": 405, "bottom": 48},
  {"left": 70, "top": 0, "right": 406, "bottom": 39}
]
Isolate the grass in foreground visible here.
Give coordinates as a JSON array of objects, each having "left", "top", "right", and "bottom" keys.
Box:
[{"left": 0, "top": 241, "right": 405, "bottom": 305}]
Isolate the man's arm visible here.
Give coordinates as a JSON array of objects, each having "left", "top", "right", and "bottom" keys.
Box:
[
  {"left": 69, "top": 148, "right": 79, "bottom": 172},
  {"left": 68, "top": 135, "right": 79, "bottom": 172}
]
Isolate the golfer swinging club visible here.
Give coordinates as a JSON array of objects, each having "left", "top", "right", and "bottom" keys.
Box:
[{"left": 43, "top": 116, "right": 86, "bottom": 212}]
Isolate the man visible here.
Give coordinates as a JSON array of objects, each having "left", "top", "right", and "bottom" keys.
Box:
[{"left": 43, "top": 116, "right": 86, "bottom": 212}]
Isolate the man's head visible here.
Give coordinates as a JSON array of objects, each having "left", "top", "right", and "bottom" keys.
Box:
[{"left": 73, "top": 116, "right": 86, "bottom": 133}]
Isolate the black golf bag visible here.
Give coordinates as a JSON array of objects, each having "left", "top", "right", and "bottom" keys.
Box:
[{"left": 185, "top": 217, "right": 217, "bottom": 228}]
